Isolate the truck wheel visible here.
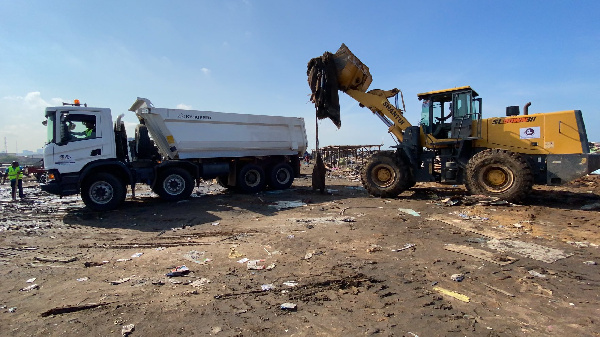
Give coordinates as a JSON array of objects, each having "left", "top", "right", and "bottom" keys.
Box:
[
  {"left": 268, "top": 162, "right": 294, "bottom": 190},
  {"left": 81, "top": 173, "right": 126, "bottom": 211},
  {"left": 237, "top": 164, "right": 266, "bottom": 193},
  {"left": 361, "top": 152, "right": 412, "bottom": 197},
  {"left": 465, "top": 149, "right": 533, "bottom": 202},
  {"left": 156, "top": 168, "right": 194, "bottom": 201}
]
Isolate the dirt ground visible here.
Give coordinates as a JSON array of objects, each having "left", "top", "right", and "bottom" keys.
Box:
[{"left": 1, "top": 165, "right": 599, "bottom": 337}]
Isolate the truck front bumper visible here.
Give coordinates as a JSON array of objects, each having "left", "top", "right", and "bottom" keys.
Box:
[{"left": 40, "top": 170, "right": 80, "bottom": 196}]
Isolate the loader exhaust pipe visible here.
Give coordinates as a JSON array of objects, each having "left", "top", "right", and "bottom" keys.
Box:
[{"left": 523, "top": 102, "right": 531, "bottom": 115}]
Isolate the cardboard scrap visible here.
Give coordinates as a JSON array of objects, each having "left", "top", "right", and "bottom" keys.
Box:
[
  {"left": 444, "top": 244, "right": 518, "bottom": 265},
  {"left": 486, "top": 238, "right": 572, "bottom": 263},
  {"left": 428, "top": 214, "right": 509, "bottom": 239}
]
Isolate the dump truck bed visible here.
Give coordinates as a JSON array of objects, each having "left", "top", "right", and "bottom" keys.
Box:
[{"left": 129, "top": 98, "right": 307, "bottom": 160}]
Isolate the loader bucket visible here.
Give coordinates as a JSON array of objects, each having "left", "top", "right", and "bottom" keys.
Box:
[{"left": 332, "top": 44, "right": 372, "bottom": 92}]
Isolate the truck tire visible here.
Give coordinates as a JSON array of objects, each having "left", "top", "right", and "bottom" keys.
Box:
[
  {"left": 361, "top": 152, "right": 412, "bottom": 197},
  {"left": 237, "top": 164, "right": 266, "bottom": 193},
  {"left": 268, "top": 162, "right": 294, "bottom": 190},
  {"left": 465, "top": 149, "right": 533, "bottom": 202},
  {"left": 156, "top": 167, "right": 194, "bottom": 201},
  {"left": 81, "top": 173, "right": 126, "bottom": 211}
]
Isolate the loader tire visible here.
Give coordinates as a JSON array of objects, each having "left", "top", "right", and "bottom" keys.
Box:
[
  {"left": 361, "top": 152, "right": 412, "bottom": 197},
  {"left": 465, "top": 149, "right": 533, "bottom": 202},
  {"left": 81, "top": 173, "right": 126, "bottom": 211},
  {"left": 156, "top": 167, "right": 194, "bottom": 201}
]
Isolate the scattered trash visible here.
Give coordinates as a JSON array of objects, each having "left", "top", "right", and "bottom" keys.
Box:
[
  {"left": 237, "top": 258, "right": 249, "bottom": 264},
  {"left": 8, "top": 307, "right": 17, "bottom": 313},
  {"left": 487, "top": 239, "right": 572, "bottom": 263},
  {"left": 183, "top": 251, "right": 210, "bottom": 264},
  {"left": 20, "top": 284, "right": 39, "bottom": 291},
  {"left": 266, "top": 263, "right": 276, "bottom": 270},
  {"left": 583, "top": 260, "right": 597, "bottom": 265},
  {"left": 367, "top": 244, "right": 382, "bottom": 253},
  {"left": 304, "top": 252, "right": 313, "bottom": 260},
  {"left": 155, "top": 247, "right": 166, "bottom": 251},
  {"left": 283, "top": 281, "right": 298, "bottom": 287},
  {"left": 398, "top": 208, "right": 420, "bottom": 217},
  {"left": 433, "top": 286, "right": 470, "bottom": 302},
  {"left": 166, "top": 265, "right": 190, "bottom": 277},
  {"left": 567, "top": 241, "right": 599, "bottom": 248},
  {"left": 131, "top": 253, "right": 143, "bottom": 258},
  {"left": 280, "top": 302, "right": 297, "bottom": 311},
  {"left": 247, "top": 260, "right": 266, "bottom": 270},
  {"left": 228, "top": 247, "right": 244, "bottom": 259},
  {"left": 261, "top": 284, "right": 274, "bottom": 291},
  {"left": 391, "top": 243, "right": 416, "bottom": 252},
  {"left": 110, "top": 277, "right": 132, "bottom": 285},
  {"left": 84, "top": 261, "right": 108, "bottom": 267},
  {"left": 268, "top": 200, "right": 307, "bottom": 210},
  {"left": 211, "top": 222, "right": 220, "bottom": 226},
  {"left": 190, "top": 278, "right": 211, "bottom": 288},
  {"left": 26, "top": 278, "right": 36, "bottom": 283},
  {"left": 116, "top": 258, "right": 132, "bottom": 262},
  {"left": 441, "top": 196, "right": 461, "bottom": 206},
  {"left": 528, "top": 270, "right": 547, "bottom": 278},
  {"left": 77, "top": 277, "right": 89, "bottom": 282},
  {"left": 287, "top": 234, "right": 295, "bottom": 239},
  {"left": 121, "top": 323, "right": 135, "bottom": 337},
  {"left": 451, "top": 274, "right": 465, "bottom": 282},
  {"left": 34, "top": 256, "right": 78, "bottom": 263}
]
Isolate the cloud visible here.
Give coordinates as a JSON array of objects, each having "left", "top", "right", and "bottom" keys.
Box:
[
  {"left": 0, "top": 92, "right": 64, "bottom": 151},
  {"left": 176, "top": 103, "right": 192, "bottom": 110},
  {"left": 200, "top": 68, "right": 210, "bottom": 75}
]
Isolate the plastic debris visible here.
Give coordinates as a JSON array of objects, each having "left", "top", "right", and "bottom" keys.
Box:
[
  {"left": 583, "top": 261, "right": 597, "bottom": 265},
  {"left": 398, "top": 208, "right": 420, "bottom": 217},
  {"left": 367, "top": 244, "right": 382, "bottom": 253},
  {"left": 121, "top": 323, "right": 135, "bottom": 337},
  {"left": 528, "top": 270, "right": 547, "bottom": 278},
  {"left": 110, "top": 277, "right": 132, "bottom": 285},
  {"left": 77, "top": 277, "right": 89, "bottom": 282},
  {"left": 131, "top": 253, "right": 143, "bottom": 258},
  {"left": 261, "top": 284, "right": 274, "bottom": 291},
  {"left": 247, "top": 260, "right": 266, "bottom": 270},
  {"left": 8, "top": 307, "right": 17, "bottom": 313},
  {"left": 166, "top": 265, "right": 190, "bottom": 277},
  {"left": 20, "top": 284, "right": 39, "bottom": 291},
  {"left": 116, "top": 258, "right": 132, "bottom": 262},
  {"left": 391, "top": 243, "right": 416, "bottom": 252},
  {"left": 26, "top": 278, "right": 36, "bottom": 283},
  {"left": 280, "top": 302, "right": 297, "bottom": 311},
  {"left": 268, "top": 200, "right": 307, "bottom": 210},
  {"left": 237, "top": 258, "right": 249, "bottom": 264},
  {"left": 283, "top": 281, "right": 298, "bottom": 287},
  {"left": 451, "top": 274, "right": 465, "bottom": 282},
  {"left": 190, "top": 278, "right": 211, "bottom": 288}
]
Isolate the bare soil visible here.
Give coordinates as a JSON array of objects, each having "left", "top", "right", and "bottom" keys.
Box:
[{"left": 1, "top": 166, "right": 599, "bottom": 337}]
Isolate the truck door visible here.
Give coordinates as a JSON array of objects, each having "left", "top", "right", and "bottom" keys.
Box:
[{"left": 51, "top": 111, "right": 109, "bottom": 173}]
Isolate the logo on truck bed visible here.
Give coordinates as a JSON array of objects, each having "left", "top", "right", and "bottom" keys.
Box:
[
  {"left": 177, "top": 112, "right": 212, "bottom": 120},
  {"left": 491, "top": 116, "right": 537, "bottom": 124}
]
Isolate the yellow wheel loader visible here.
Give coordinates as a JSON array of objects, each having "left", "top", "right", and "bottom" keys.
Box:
[{"left": 308, "top": 44, "right": 600, "bottom": 202}]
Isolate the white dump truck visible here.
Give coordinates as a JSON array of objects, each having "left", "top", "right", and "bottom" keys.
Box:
[{"left": 41, "top": 98, "right": 307, "bottom": 211}]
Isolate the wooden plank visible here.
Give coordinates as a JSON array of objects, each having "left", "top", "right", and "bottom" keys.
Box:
[{"left": 444, "top": 244, "right": 517, "bottom": 266}]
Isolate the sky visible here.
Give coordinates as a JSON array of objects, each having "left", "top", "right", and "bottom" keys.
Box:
[{"left": 1, "top": 0, "right": 599, "bottom": 153}]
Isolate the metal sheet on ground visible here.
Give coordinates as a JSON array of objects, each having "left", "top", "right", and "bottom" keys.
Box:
[{"left": 444, "top": 244, "right": 518, "bottom": 265}]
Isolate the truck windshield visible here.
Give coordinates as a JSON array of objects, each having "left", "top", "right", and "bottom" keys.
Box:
[{"left": 45, "top": 112, "right": 55, "bottom": 144}]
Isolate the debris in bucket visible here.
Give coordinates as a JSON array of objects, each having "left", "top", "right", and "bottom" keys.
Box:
[{"left": 166, "top": 265, "right": 190, "bottom": 277}]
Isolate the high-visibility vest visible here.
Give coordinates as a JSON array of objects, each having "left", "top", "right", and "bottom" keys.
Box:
[
  {"left": 85, "top": 128, "right": 93, "bottom": 137},
  {"left": 7, "top": 166, "right": 23, "bottom": 180}
]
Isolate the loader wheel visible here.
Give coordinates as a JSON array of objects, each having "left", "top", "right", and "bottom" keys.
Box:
[
  {"left": 361, "top": 152, "right": 412, "bottom": 197},
  {"left": 465, "top": 149, "right": 533, "bottom": 202},
  {"left": 237, "top": 164, "right": 266, "bottom": 193},
  {"left": 81, "top": 173, "right": 126, "bottom": 211},
  {"left": 268, "top": 162, "right": 294, "bottom": 190},
  {"left": 156, "top": 167, "right": 194, "bottom": 201}
]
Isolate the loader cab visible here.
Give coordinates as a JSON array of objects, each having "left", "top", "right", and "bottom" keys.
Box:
[{"left": 418, "top": 86, "right": 482, "bottom": 141}]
